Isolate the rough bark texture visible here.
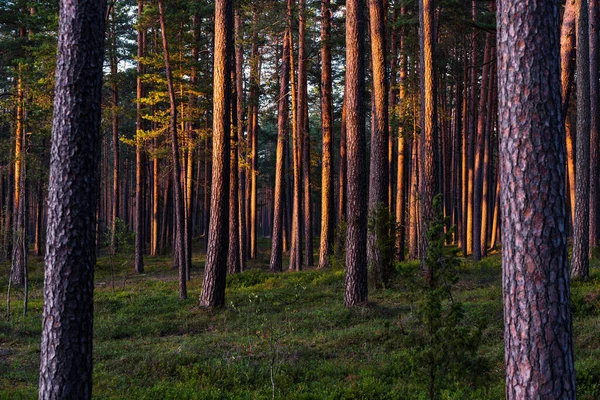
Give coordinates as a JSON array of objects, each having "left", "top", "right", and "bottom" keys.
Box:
[
  {"left": 200, "top": 0, "right": 232, "bottom": 308},
  {"left": 395, "top": 5, "right": 407, "bottom": 262},
  {"left": 318, "top": 0, "right": 334, "bottom": 269},
  {"left": 270, "top": 33, "right": 290, "bottom": 273},
  {"left": 367, "top": 0, "right": 389, "bottom": 287},
  {"left": 572, "top": 0, "right": 591, "bottom": 280},
  {"left": 38, "top": 0, "right": 106, "bottom": 398},
  {"left": 418, "top": 0, "right": 437, "bottom": 273},
  {"left": 344, "top": 0, "right": 368, "bottom": 307},
  {"left": 497, "top": 0, "right": 577, "bottom": 397}
]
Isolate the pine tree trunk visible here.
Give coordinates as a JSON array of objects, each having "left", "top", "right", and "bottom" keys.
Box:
[
  {"left": 367, "top": 0, "right": 389, "bottom": 287},
  {"left": 298, "top": 0, "right": 313, "bottom": 267},
  {"left": 498, "top": 0, "right": 577, "bottom": 395},
  {"left": 235, "top": 9, "right": 246, "bottom": 271},
  {"left": 200, "top": 0, "right": 232, "bottom": 308},
  {"left": 418, "top": 0, "right": 437, "bottom": 275},
  {"left": 158, "top": 0, "right": 186, "bottom": 299},
  {"left": 572, "top": 0, "right": 591, "bottom": 280},
  {"left": 39, "top": 1, "right": 106, "bottom": 397},
  {"left": 588, "top": 0, "right": 599, "bottom": 252},
  {"left": 318, "top": 0, "right": 334, "bottom": 269},
  {"left": 289, "top": 0, "right": 303, "bottom": 271},
  {"left": 134, "top": 0, "right": 145, "bottom": 274},
  {"left": 270, "top": 33, "right": 290, "bottom": 273},
  {"left": 561, "top": 0, "right": 577, "bottom": 229},
  {"left": 344, "top": 0, "right": 368, "bottom": 307}
]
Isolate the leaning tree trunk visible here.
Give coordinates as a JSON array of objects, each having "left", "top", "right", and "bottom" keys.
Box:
[
  {"left": 158, "top": 0, "right": 186, "bottom": 299},
  {"left": 39, "top": 0, "right": 106, "bottom": 398},
  {"left": 497, "top": 0, "right": 577, "bottom": 396},
  {"left": 200, "top": 0, "right": 232, "bottom": 308},
  {"left": 344, "top": 0, "right": 368, "bottom": 307}
]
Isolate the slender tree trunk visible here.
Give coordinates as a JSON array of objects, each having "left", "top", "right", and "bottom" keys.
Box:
[
  {"left": 158, "top": 0, "right": 186, "bottom": 299},
  {"left": 338, "top": 100, "right": 347, "bottom": 225},
  {"left": 10, "top": 51, "right": 24, "bottom": 285},
  {"left": 298, "top": 0, "right": 313, "bottom": 267},
  {"left": 134, "top": 0, "right": 145, "bottom": 274},
  {"left": 472, "top": 32, "right": 492, "bottom": 261},
  {"left": 561, "top": 0, "right": 577, "bottom": 229},
  {"left": 248, "top": 10, "right": 259, "bottom": 260},
  {"left": 289, "top": 0, "right": 303, "bottom": 271},
  {"left": 200, "top": 0, "right": 232, "bottom": 308},
  {"left": 589, "top": 0, "right": 599, "bottom": 252},
  {"left": 498, "top": 0, "right": 577, "bottom": 395},
  {"left": 344, "top": 0, "right": 368, "bottom": 307},
  {"left": 270, "top": 34, "right": 290, "bottom": 273},
  {"left": 572, "top": 0, "right": 591, "bottom": 280},
  {"left": 110, "top": 7, "right": 119, "bottom": 254},
  {"left": 367, "top": 0, "right": 389, "bottom": 287},
  {"left": 38, "top": 1, "right": 106, "bottom": 397},
  {"left": 228, "top": 9, "right": 243, "bottom": 274},
  {"left": 318, "top": 0, "right": 334, "bottom": 269},
  {"left": 236, "top": 10, "right": 247, "bottom": 271},
  {"left": 395, "top": 4, "right": 407, "bottom": 262},
  {"left": 418, "top": 0, "right": 437, "bottom": 276},
  {"left": 466, "top": 1, "right": 477, "bottom": 256}
]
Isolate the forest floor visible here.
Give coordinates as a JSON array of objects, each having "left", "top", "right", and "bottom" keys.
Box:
[{"left": 1, "top": 239, "right": 600, "bottom": 399}]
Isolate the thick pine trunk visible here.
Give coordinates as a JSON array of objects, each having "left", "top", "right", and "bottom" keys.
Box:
[
  {"left": 200, "top": 0, "right": 232, "bottom": 308},
  {"left": 38, "top": 1, "right": 106, "bottom": 397},
  {"left": 497, "top": 0, "right": 577, "bottom": 396}
]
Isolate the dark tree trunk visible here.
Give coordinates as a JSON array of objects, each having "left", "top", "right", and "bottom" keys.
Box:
[
  {"left": 572, "top": 0, "right": 591, "bottom": 280},
  {"left": 589, "top": 0, "right": 599, "bottom": 252},
  {"left": 344, "top": 0, "right": 368, "bottom": 307},
  {"left": 497, "top": 0, "right": 577, "bottom": 396},
  {"left": 38, "top": 1, "right": 106, "bottom": 397},
  {"left": 200, "top": 0, "right": 232, "bottom": 308}
]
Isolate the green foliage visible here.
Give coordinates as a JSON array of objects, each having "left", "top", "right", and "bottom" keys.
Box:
[{"left": 404, "top": 195, "right": 485, "bottom": 399}]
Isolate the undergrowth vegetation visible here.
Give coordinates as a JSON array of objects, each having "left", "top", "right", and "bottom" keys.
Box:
[{"left": 1, "top": 239, "right": 600, "bottom": 399}]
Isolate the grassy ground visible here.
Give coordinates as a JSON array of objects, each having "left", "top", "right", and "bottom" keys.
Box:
[{"left": 1, "top": 239, "right": 600, "bottom": 399}]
